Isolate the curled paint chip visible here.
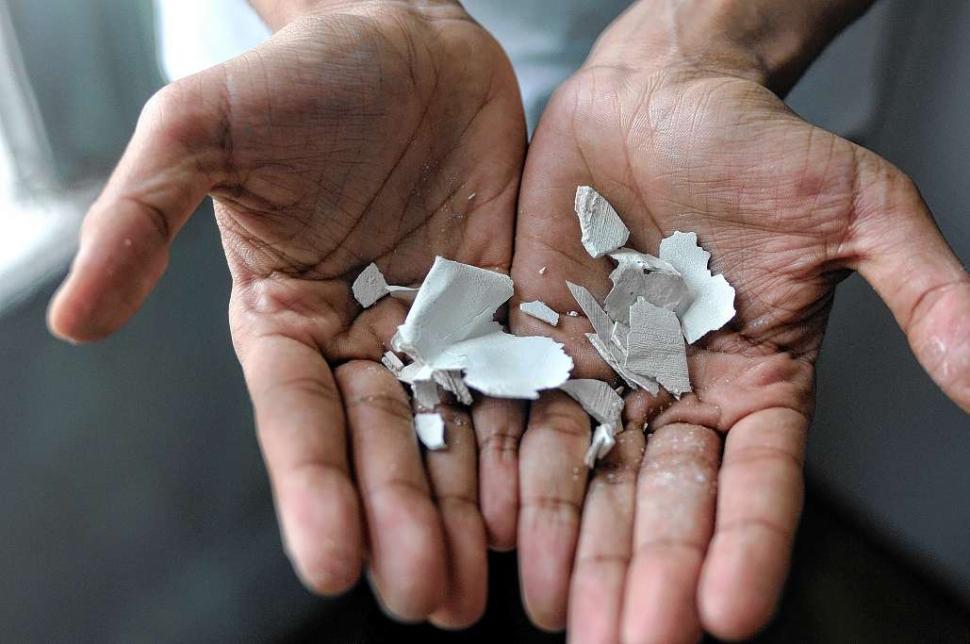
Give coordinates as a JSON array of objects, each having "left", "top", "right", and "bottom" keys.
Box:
[
  {"left": 519, "top": 300, "right": 560, "bottom": 326},
  {"left": 574, "top": 186, "right": 630, "bottom": 258},
  {"left": 584, "top": 423, "right": 617, "bottom": 468},
  {"left": 626, "top": 297, "right": 691, "bottom": 395},
  {"left": 414, "top": 413, "right": 446, "bottom": 450},
  {"left": 393, "top": 257, "right": 573, "bottom": 401},
  {"left": 659, "top": 232, "right": 736, "bottom": 343},
  {"left": 560, "top": 379, "right": 624, "bottom": 425},
  {"left": 393, "top": 258, "right": 514, "bottom": 360}
]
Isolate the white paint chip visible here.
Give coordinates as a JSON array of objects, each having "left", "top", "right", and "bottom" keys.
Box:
[
  {"left": 609, "top": 248, "right": 679, "bottom": 275},
  {"left": 352, "top": 263, "right": 389, "bottom": 308},
  {"left": 560, "top": 379, "right": 624, "bottom": 425},
  {"left": 519, "top": 300, "right": 560, "bottom": 326},
  {"left": 574, "top": 186, "right": 630, "bottom": 258},
  {"left": 352, "top": 263, "right": 420, "bottom": 308},
  {"left": 626, "top": 297, "right": 692, "bottom": 395},
  {"left": 659, "top": 232, "right": 736, "bottom": 343},
  {"left": 381, "top": 351, "right": 404, "bottom": 375},
  {"left": 434, "top": 333, "right": 573, "bottom": 399},
  {"left": 387, "top": 285, "right": 419, "bottom": 304},
  {"left": 414, "top": 413, "right": 446, "bottom": 450},
  {"left": 392, "top": 257, "right": 573, "bottom": 401},
  {"left": 584, "top": 423, "right": 617, "bottom": 468}
]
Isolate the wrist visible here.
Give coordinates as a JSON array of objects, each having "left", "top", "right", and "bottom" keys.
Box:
[
  {"left": 248, "top": 0, "right": 462, "bottom": 31},
  {"left": 587, "top": 0, "right": 875, "bottom": 93}
]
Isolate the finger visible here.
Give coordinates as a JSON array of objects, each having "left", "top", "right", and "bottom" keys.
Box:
[
  {"left": 567, "top": 429, "right": 644, "bottom": 644},
  {"left": 518, "top": 391, "right": 591, "bottom": 632},
  {"left": 471, "top": 396, "right": 526, "bottom": 550},
  {"left": 851, "top": 150, "right": 970, "bottom": 412},
  {"left": 698, "top": 407, "right": 806, "bottom": 640},
  {"left": 427, "top": 406, "right": 489, "bottom": 629},
  {"left": 336, "top": 360, "right": 447, "bottom": 621},
  {"left": 621, "top": 423, "right": 720, "bottom": 644},
  {"left": 241, "top": 333, "right": 363, "bottom": 595},
  {"left": 48, "top": 71, "right": 228, "bottom": 342}
]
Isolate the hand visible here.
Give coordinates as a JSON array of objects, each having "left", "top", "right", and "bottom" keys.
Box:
[
  {"left": 511, "top": 2, "right": 970, "bottom": 641},
  {"left": 48, "top": 0, "right": 527, "bottom": 626}
]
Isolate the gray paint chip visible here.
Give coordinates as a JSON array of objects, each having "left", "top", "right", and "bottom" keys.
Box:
[
  {"left": 574, "top": 186, "right": 630, "bottom": 258},
  {"left": 659, "top": 232, "right": 736, "bottom": 343},
  {"left": 626, "top": 297, "right": 691, "bottom": 395},
  {"left": 519, "top": 300, "right": 560, "bottom": 326},
  {"left": 560, "top": 379, "right": 624, "bottom": 425}
]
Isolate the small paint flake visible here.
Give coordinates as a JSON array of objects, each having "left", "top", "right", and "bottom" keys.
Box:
[
  {"left": 414, "top": 413, "right": 446, "bottom": 450},
  {"left": 574, "top": 186, "right": 630, "bottom": 258},
  {"left": 381, "top": 351, "right": 405, "bottom": 375},
  {"left": 519, "top": 300, "right": 560, "bottom": 326}
]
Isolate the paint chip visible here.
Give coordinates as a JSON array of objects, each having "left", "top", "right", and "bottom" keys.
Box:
[
  {"left": 567, "top": 281, "right": 612, "bottom": 342},
  {"left": 352, "top": 262, "right": 420, "bottom": 308},
  {"left": 626, "top": 298, "right": 691, "bottom": 395},
  {"left": 352, "top": 263, "right": 389, "bottom": 308},
  {"left": 584, "top": 423, "right": 617, "bottom": 468},
  {"left": 414, "top": 413, "right": 446, "bottom": 450},
  {"left": 659, "top": 231, "right": 736, "bottom": 343},
  {"left": 586, "top": 332, "right": 660, "bottom": 395},
  {"left": 519, "top": 300, "right": 560, "bottom": 326},
  {"left": 574, "top": 186, "right": 630, "bottom": 258},
  {"left": 412, "top": 379, "right": 441, "bottom": 411},
  {"left": 381, "top": 351, "right": 405, "bottom": 375},
  {"left": 560, "top": 379, "right": 624, "bottom": 425},
  {"left": 391, "top": 257, "right": 573, "bottom": 400}
]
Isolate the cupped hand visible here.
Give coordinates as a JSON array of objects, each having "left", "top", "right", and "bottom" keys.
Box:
[
  {"left": 48, "top": 0, "right": 527, "bottom": 627},
  {"left": 511, "top": 20, "right": 970, "bottom": 644}
]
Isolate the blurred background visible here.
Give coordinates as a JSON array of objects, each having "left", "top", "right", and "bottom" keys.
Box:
[{"left": 0, "top": 0, "right": 967, "bottom": 641}]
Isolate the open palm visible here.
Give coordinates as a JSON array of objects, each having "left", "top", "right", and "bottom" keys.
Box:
[
  {"left": 512, "top": 60, "right": 970, "bottom": 641},
  {"left": 48, "top": 1, "right": 526, "bottom": 627}
]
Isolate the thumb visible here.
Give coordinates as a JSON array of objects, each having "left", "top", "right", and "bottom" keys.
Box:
[
  {"left": 849, "top": 147, "right": 970, "bottom": 412},
  {"left": 48, "top": 68, "right": 228, "bottom": 342}
]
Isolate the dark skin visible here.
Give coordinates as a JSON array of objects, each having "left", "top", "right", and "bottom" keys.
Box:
[{"left": 48, "top": 0, "right": 970, "bottom": 640}]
